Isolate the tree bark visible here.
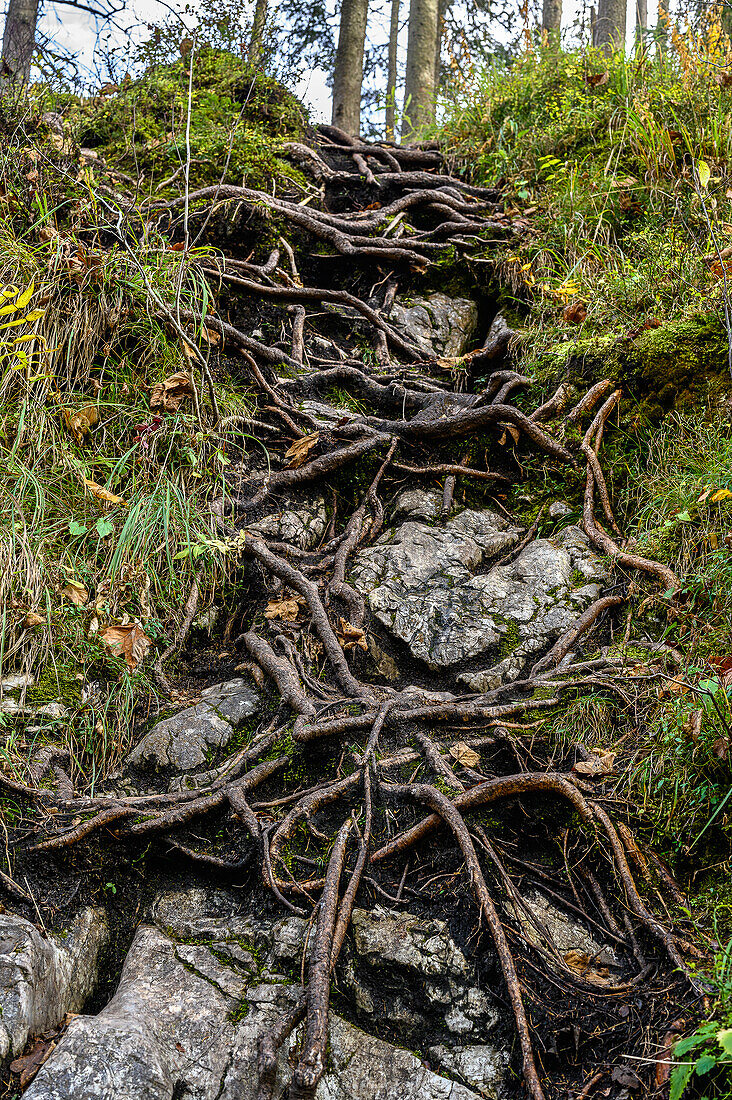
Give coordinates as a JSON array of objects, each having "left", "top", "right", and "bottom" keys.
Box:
[
  {"left": 432, "top": 0, "right": 447, "bottom": 101},
  {"left": 403, "top": 0, "right": 439, "bottom": 136},
  {"left": 247, "top": 0, "right": 268, "bottom": 65},
  {"left": 542, "top": 0, "right": 562, "bottom": 34},
  {"left": 1, "top": 0, "right": 39, "bottom": 83},
  {"left": 385, "top": 0, "right": 400, "bottom": 140},
  {"left": 331, "top": 0, "right": 370, "bottom": 138},
  {"left": 593, "top": 0, "right": 626, "bottom": 51}
]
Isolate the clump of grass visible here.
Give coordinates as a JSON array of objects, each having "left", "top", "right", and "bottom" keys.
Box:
[{"left": 624, "top": 413, "right": 732, "bottom": 646}]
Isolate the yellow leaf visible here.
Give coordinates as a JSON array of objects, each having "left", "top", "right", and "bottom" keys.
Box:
[
  {"left": 711, "top": 488, "right": 732, "bottom": 502},
  {"left": 62, "top": 581, "right": 89, "bottom": 606},
  {"left": 698, "top": 160, "right": 711, "bottom": 190},
  {"left": 83, "top": 478, "right": 127, "bottom": 506},
  {"left": 14, "top": 281, "right": 34, "bottom": 310}
]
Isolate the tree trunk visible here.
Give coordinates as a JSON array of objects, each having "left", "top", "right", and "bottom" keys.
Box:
[
  {"left": 634, "top": 0, "right": 647, "bottom": 53},
  {"left": 385, "top": 0, "right": 400, "bottom": 140},
  {"left": 542, "top": 0, "right": 562, "bottom": 34},
  {"left": 403, "top": 0, "right": 439, "bottom": 136},
  {"left": 331, "top": 0, "right": 369, "bottom": 138},
  {"left": 593, "top": 0, "right": 626, "bottom": 51},
  {"left": 247, "top": 0, "right": 268, "bottom": 66},
  {"left": 432, "top": 0, "right": 448, "bottom": 101},
  {"left": 1, "top": 0, "right": 39, "bottom": 83}
]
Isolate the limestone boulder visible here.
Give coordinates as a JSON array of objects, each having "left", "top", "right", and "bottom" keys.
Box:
[
  {"left": 351, "top": 501, "right": 608, "bottom": 681},
  {"left": 389, "top": 293, "right": 479, "bottom": 358},
  {"left": 0, "top": 907, "right": 107, "bottom": 1063},
  {"left": 126, "top": 678, "right": 259, "bottom": 775}
]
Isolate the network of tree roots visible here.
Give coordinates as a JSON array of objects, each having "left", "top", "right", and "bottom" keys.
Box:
[{"left": 3, "top": 127, "right": 702, "bottom": 1100}]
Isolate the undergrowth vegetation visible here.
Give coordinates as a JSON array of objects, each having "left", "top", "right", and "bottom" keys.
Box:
[
  {"left": 0, "top": 83, "right": 272, "bottom": 787},
  {"left": 439, "top": 10, "right": 732, "bottom": 365},
  {"left": 438, "top": 16, "right": 732, "bottom": 959}
]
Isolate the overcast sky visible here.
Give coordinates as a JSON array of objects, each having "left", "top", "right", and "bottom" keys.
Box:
[{"left": 37, "top": 0, "right": 656, "bottom": 119}]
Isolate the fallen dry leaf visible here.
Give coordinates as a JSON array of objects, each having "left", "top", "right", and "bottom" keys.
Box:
[
  {"left": 24, "top": 612, "right": 46, "bottom": 627},
  {"left": 149, "top": 372, "right": 194, "bottom": 413},
  {"left": 10, "top": 1037, "right": 56, "bottom": 1088},
  {"left": 563, "top": 949, "right": 612, "bottom": 984},
  {"left": 62, "top": 581, "right": 89, "bottom": 607},
  {"left": 264, "top": 596, "right": 304, "bottom": 622},
  {"left": 100, "top": 622, "right": 153, "bottom": 671},
  {"left": 449, "top": 742, "right": 480, "bottom": 768},
  {"left": 83, "top": 478, "right": 127, "bottom": 506},
  {"left": 562, "top": 300, "right": 587, "bottom": 324},
  {"left": 336, "top": 618, "right": 368, "bottom": 651},
  {"left": 62, "top": 404, "right": 98, "bottom": 444},
  {"left": 584, "top": 70, "right": 609, "bottom": 86},
  {"left": 285, "top": 433, "right": 320, "bottom": 469},
  {"left": 573, "top": 750, "right": 616, "bottom": 777},
  {"left": 498, "top": 424, "right": 520, "bottom": 447}
]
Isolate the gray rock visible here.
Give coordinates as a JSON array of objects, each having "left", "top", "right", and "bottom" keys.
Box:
[
  {"left": 200, "top": 678, "right": 259, "bottom": 726},
  {"left": 127, "top": 680, "right": 259, "bottom": 774},
  {"left": 510, "top": 892, "right": 619, "bottom": 969},
  {"left": 341, "top": 907, "right": 501, "bottom": 1045},
  {"left": 127, "top": 703, "right": 233, "bottom": 773},
  {"left": 0, "top": 907, "right": 108, "bottom": 1062},
  {"left": 391, "top": 488, "right": 441, "bottom": 523},
  {"left": 430, "top": 1044, "right": 510, "bottom": 1099},
  {"left": 548, "top": 500, "right": 572, "bottom": 519},
  {"left": 26, "top": 910, "right": 486, "bottom": 1100},
  {"left": 249, "top": 496, "right": 327, "bottom": 550},
  {"left": 389, "top": 293, "right": 479, "bottom": 358},
  {"left": 352, "top": 508, "right": 608, "bottom": 678}
]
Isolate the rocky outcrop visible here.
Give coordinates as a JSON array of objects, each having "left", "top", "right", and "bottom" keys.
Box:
[
  {"left": 389, "top": 293, "right": 479, "bottom": 358},
  {"left": 0, "top": 908, "right": 108, "bottom": 1063},
  {"left": 351, "top": 495, "right": 608, "bottom": 682},
  {"left": 25, "top": 890, "right": 495, "bottom": 1100},
  {"left": 126, "top": 678, "right": 259, "bottom": 775}
]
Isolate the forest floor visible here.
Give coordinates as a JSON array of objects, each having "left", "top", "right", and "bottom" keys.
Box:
[{"left": 0, "top": 49, "right": 730, "bottom": 1100}]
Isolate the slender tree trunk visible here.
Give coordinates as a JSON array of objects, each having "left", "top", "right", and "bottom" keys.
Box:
[
  {"left": 403, "top": 0, "right": 439, "bottom": 136},
  {"left": 593, "top": 0, "right": 626, "bottom": 51},
  {"left": 247, "top": 0, "right": 268, "bottom": 66},
  {"left": 656, "top": 0, "right": 668, "bottom": 58},
  {"left": 331, "top": 0, "right": 369, "bottom": 138},
  {"left": 542, "top": 0, "right": 562, "bottom": 35},
  {"left": 385, "top": 0, "right": 400, "bottom": 140},
  {"left": 1, "top": 0, "right": 39, "bottom": 83},
  {"left": 432, "top": 0, "right": 448, "bottom": 102},
  {"left": 634, "top": 0, "right": 647, "bottom": 53}
]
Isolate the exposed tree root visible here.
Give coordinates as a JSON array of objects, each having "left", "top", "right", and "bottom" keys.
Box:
[{"left": 2, "top": 131, "right": 697, "bottom": 1100}]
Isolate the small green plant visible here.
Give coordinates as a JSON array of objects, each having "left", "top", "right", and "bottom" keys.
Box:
[{"left": 670, "top": 938, "right": 732, "bottom": 1098}]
